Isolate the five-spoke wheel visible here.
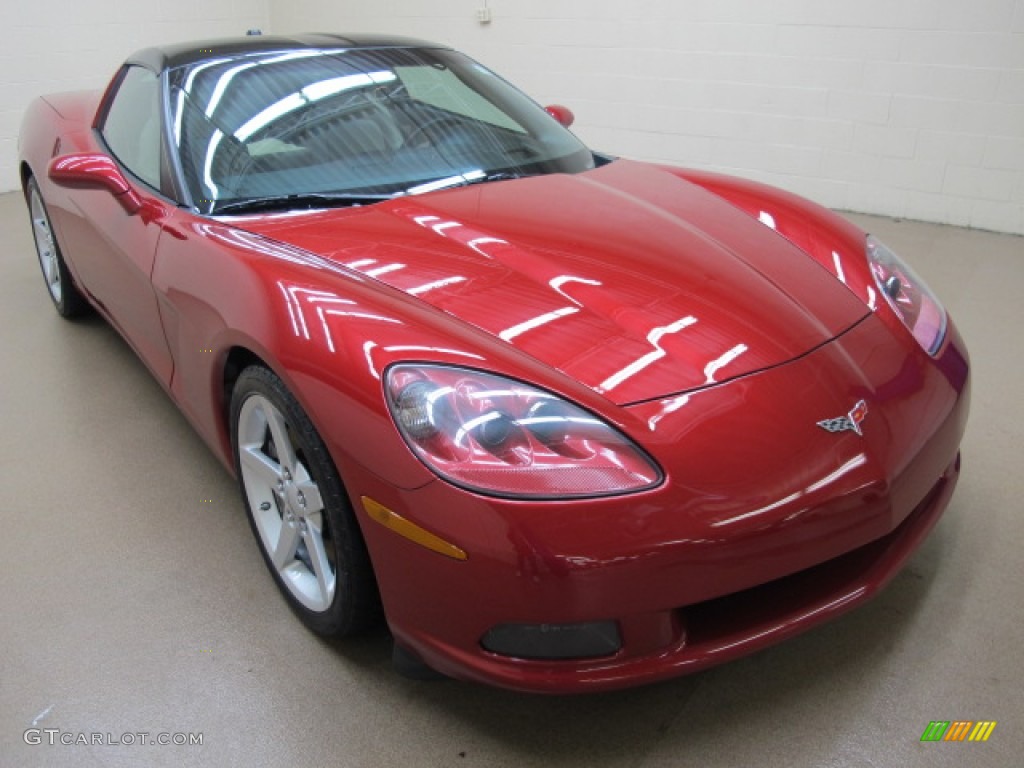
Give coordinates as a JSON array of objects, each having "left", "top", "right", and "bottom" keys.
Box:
[
  {"left": 231, "top": 366, "right": 378, "bottom": 636},
  {"left": 237, "top": 392, "right": 335, "bottom": 612}
]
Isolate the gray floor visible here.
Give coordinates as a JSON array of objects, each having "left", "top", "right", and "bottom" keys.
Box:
[{"left": 1, "top": 187, "right": 1021, "bottom": 768}]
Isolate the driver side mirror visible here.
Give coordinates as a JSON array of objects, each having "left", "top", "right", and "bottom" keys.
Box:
[
  {"left": 545, "top": 104, "right": 575, "bottom": 129},
  {"left": 48, "top": 153, "right": 142, "bottom": 214}
]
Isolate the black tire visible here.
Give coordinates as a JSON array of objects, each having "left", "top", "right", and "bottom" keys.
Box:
[
  {"left": 25, "top": 175, "right": 89, "bottom": 318},
  {"left": 230, "top": 365, "right": 380, "bottom": 637},
  {"left": 393, "top": 642, "right": 447, "bottom": 681}
]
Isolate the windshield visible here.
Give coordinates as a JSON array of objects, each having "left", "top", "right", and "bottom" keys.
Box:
[{"left": 168, "top": 47, "right": 596, "bottom": 213}]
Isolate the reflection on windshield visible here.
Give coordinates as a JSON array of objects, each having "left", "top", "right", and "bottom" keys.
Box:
[
  {"left": 235, "top": 70, "right": 398, "bottom": 141},
  {"left": 168, "top": 47, "right": 595, "bottom": 213}
]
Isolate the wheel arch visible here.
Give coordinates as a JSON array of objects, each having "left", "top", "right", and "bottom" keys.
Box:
[
  {"left": 217, "top": 343, "right": 359, "bottom": 484},
  {"left": 20, "top": 161, "right": 34, "bottom": 195},
  {"left": 222, "top": 345, "right": 268, "bottom": 424}
]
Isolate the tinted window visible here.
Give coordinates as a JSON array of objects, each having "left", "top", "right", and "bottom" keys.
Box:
[
  {"left": 168, "top": 48, "right": 595, "bottom": 213},
  {"left": 102, "top": 66, "right": 162, "bottom": 189}
]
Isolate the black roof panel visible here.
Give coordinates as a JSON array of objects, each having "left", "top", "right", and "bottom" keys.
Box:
[{"left": 126, "top": 34, "right": 450, "bottom": 71}]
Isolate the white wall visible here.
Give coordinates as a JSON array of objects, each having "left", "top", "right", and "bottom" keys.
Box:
[
  {"left": 5, "top": 1, "right": 1021, "bottom": 235},
  {"left": 272, "top": 0, "right": 1024, "bottom": 235},
  {"left": 1, "top": 0, "right": 270, "bottom": 192}
]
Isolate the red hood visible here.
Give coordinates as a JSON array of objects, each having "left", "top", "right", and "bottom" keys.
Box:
[{"left": 234, "top": 160, "right": 869, "bottom": 405}]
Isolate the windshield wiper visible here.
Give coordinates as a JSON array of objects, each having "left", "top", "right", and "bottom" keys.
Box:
[
  {"left": 472, "top": 171, "right": 529, "bottom": 184},
  {"left": 403, "top": 170, "right": 531, "bottom": 196},
  {"left": 212, "top": 192, "right": 395, "bottom": 215}
]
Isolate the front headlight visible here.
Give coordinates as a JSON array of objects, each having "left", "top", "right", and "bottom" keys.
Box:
[
  {"left": 385, "top": 364, "right": 662, "bottom": 499},
  {"left": 866, "top": 236, "right": 947, "bottom": 356}
]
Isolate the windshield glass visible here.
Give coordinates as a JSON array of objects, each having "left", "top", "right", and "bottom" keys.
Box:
[{"left": 168, "top": 47, "right": 596, "bottom": 213}]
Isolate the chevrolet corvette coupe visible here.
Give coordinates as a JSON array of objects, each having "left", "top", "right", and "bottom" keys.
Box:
[{"left": 20, "top": 35, "right": 970, "bottom": 692}]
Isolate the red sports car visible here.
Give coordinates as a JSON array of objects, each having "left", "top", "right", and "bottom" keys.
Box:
[{"left": 19, "top": 34, "right": 970, "bottom": 693}]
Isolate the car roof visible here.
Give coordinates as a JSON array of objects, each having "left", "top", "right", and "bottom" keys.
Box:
[{"left": 127, "top": 33, "right": 450, "bottom": 72}]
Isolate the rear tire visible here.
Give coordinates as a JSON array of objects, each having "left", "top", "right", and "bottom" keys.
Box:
[
  {"left": 26, "top": 176, "right": 88, "bottom": 318},
  {"left": 230, "top": 365, "right": 380, "bottom": 636}
]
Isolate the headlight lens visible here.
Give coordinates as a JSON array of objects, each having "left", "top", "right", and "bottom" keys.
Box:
[
  {"left": 866, "top": 236, "right": 947, "bottom": 355},
  {"left": 385, "top": 365, "right": 662, "bottom": 499}
]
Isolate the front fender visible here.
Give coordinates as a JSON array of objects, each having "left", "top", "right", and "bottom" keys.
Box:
[
  {"left": 662, "top": 166, "right": 877, "bottom": 308},
  {"left": 152, "top": 212, "right": 643, "bottom": 494}
]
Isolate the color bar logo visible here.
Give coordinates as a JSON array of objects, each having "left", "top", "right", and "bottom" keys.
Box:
[{"left": 920, "top": 721, "right": 997, "bottom": 742}]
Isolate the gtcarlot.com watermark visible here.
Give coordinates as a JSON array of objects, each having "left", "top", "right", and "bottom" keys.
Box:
[{"left": 24, "top": 729, "right": 203, "bottom": 747}]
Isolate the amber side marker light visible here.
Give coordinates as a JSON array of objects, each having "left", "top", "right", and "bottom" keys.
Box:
[{"left": 361, "top": 496, "right": 468, "bottom": 561}]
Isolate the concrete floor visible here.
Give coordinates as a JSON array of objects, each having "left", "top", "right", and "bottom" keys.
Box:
[{"left": 1, "top": 187, "right": 1021, "bottom": 768}]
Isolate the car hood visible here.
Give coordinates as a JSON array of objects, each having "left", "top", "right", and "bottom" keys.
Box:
[{"left": 234, "top": 160, "right": 869, "bottom": 405}]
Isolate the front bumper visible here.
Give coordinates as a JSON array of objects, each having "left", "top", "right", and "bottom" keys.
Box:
[{"left": 349, "top": 314, "right": 970, "bottom": 693}]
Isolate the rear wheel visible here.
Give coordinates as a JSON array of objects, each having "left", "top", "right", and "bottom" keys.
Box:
[
  {"left": 26, "top": 176, "right": 88, "bottom": 317},
  {"left": 230, "top": 365, "right": 380, "bottom": 636}
]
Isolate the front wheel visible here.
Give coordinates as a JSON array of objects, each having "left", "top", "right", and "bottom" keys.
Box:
[{"left": 230, "top": 365, "right": 380, "bottom": 637}]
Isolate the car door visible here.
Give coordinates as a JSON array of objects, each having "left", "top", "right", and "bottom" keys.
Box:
[{"left": 65, "top": 65, "right": 175, "bottom": 385}]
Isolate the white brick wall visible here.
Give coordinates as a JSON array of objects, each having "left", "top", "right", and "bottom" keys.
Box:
[
  {"left": 4, "top": 1, "right": 1021, "bottom": 236},
  {"left": 269, "top": 0, "right": 1024, "bottom": 235},
  {"left": 1, "top": 0, "right": 270, "bottom": 193}
]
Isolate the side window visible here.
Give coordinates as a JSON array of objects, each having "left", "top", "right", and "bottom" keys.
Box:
[{"left": 101, "top": 66, "right": 162, "bottom": 189}]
